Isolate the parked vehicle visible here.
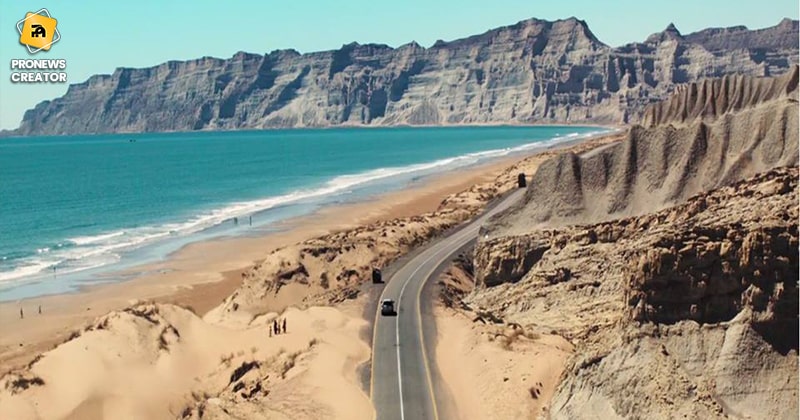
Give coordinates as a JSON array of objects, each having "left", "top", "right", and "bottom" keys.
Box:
[{"left": 372, "top": 267, "right": 383, "bottom": 283}]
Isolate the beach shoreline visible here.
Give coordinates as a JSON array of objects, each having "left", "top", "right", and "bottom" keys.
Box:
[
  {"left": 0, "top": 122, "right": 622, "bottom": 140},
  {"left": 0, "top": 129, "right": 622, "bottom": 377},
  {"left": 0, "top": 151, "right": 527, "bottom": 375},
  {"left": 0, "top": 125, "right": 615, "bottom": 300}
]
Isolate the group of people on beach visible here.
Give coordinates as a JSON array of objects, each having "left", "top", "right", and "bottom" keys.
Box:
[
  {"left": 269, "top": 317, "right": 287, "bottom": 336},
  {"left": 19, "top": 305, "right": 42, "bottom": 319}
]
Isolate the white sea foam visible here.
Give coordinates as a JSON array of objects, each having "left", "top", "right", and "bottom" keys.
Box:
[
  {"left": 69, "top": 230, "right": 126, "bottom": 245},
  {"left": 0, "top": 264, "right": 50, "bottom": 282},
  {"left": 0, "top": 129, "right": 607, "bottom": 286}
]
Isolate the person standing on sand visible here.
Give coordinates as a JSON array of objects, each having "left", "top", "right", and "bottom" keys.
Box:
[
  {"left": 38, "top": 305, "right": 41, "bottom": 314},
  {"left": 273, "top": 320, "right": 279, "bottom": 335},
  {"left": 282, "top": 318, "right": 287, "bottom": 334},
  {"left": 20, "top": 308, "right": 23, "bottom": 319}
]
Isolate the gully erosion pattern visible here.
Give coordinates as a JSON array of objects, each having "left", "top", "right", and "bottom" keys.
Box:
[{"left": 8, "top": 18, "right": 798, "bottom": 135}]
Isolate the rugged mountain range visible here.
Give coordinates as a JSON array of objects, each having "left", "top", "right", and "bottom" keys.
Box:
[{"left": 9, "top": 17, "right": 799, "bottom": 136}]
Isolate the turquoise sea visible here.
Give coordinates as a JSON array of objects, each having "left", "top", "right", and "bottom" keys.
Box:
[{"left": 0, "top": 126, "right": 604, "bottom": 301}]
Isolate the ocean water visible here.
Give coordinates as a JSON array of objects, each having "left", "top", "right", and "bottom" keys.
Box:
[{"left": 0, "top": 126, "right": 604, "bottom": 300}]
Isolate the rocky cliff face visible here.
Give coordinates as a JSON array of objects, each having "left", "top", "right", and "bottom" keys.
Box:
[
  {"left": 465, "top": 64, "right": 799, "bottom": 418},
  {"left": 10, "top": 17, "right": 799, "bottom": 135},
  {"left": 484, "top": 68, "right": 799, "bottom": 236},
  {"left": 469, "top": 166, "right": 799, "bottom": 419}
]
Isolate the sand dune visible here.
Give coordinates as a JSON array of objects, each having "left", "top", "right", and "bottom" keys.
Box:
[
  {"left": 487, "top": 69, "right": 799, "bottom": 237},
  {"left": 0, "top": 300, "right": 372, "bottom": 420}
]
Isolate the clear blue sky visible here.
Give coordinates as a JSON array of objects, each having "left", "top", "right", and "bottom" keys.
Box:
[{"left": 1, "top": 0, "right": 797, "bottom": 130}]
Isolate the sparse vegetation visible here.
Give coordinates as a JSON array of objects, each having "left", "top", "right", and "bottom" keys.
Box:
[
  {"left": 123, "top": 305, "right": 160, "bottom": 325},
  {"left": 7, "top": 375, "right": 45, "bottom": 394},
  {"left": 26, "top": 354, "right": 44, "bottom": 369},
  {"left": 220, "top": 353, "right": 234, "bottom": 366},
  {"left": 485, "top": 322, "right": 541, "bottom": 350},
  {"left": 281, "top": 351, "right": 302, "bottom": 379},
  {"left": 229, "top": 360, "right": 260, "bottom": 384},
  {"left": 67, "top": 330, "right": 82, "bottom": 341}
]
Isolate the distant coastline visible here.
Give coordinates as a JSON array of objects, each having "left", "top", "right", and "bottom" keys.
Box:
[{"left": 0, "top": 121, "right": 621, "bottom": 140}]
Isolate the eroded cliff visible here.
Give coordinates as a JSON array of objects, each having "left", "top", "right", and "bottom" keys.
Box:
[
  {"left": 484, "top": 67, "right": 799, "bottom": 237},
  {"left": 469, "top": 167, "right": 798, "bottom": 419},
  {"left": 465, "top": 66, "right": 799, "bottom": 418},
  {"left": 9, "top": 18, "right": 799, "bottom": 135}
]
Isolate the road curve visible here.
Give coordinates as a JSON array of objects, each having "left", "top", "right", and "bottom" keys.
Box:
[{"left": 370, "top": 188, "right": 525, "bottom": 420}]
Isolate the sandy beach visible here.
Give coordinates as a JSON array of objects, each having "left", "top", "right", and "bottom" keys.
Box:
[
  {"left": 0, "top": 153, "right": 525, "bottom": 373},
  {"left": 0, "top": 131, "right": 623, "bottom": 419}
]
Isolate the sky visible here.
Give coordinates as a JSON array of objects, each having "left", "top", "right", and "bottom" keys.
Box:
[{"left": 0, "top": 0, "right": 797, "bottom": 130}]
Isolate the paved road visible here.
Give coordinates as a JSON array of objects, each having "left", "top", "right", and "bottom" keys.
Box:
[{"left": 371, "top": 188, "right": 526, "bottom": 420}]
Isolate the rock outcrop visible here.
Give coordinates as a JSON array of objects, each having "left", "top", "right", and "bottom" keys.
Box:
[
  {"left": 465, "top": 62, "right": 799, "bottom": 419},
  {"left": 8, "top": 18, "right": 798, "bottom": 136},
  {"left": 469, "top": 166, "right": 799, "bottom": 419},
  {"left": 484, "top": 68, "right": 799, "bottom": 236}
]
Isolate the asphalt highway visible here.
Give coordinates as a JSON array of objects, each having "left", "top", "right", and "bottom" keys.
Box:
[{"left": 370, "top": 188, "right": 525, "bottom": 420}]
